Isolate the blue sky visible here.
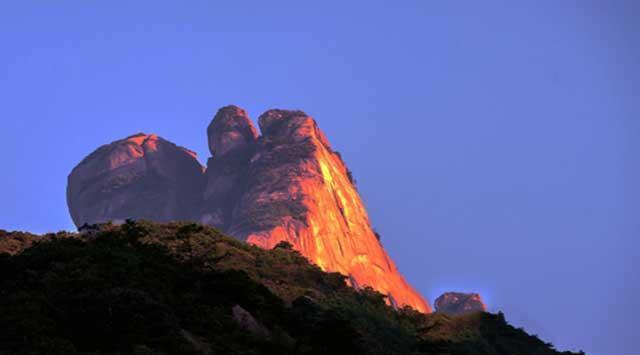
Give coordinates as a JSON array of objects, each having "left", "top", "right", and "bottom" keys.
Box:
[{"left": 0, "top": 2, "right": 638, "bottom": 354}]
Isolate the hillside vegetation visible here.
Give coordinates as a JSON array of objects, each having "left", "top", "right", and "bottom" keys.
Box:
[{"left": 0, "top": 221, "right": 583, "bottom": 355}]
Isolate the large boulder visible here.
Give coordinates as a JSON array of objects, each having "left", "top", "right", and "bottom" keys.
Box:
[
  {"left": 434, "top": 292, "right": 487, "bottom": 315},
  {"left": 67, "top": 133, "right": 204, "bottom": 226},
  {"left": 207, "top": 105, "right": 258, "bottom": 156}
]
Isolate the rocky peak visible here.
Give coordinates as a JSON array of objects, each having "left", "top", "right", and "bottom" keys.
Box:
[
  {"left": 67, "top": 105, "right": 431, "bottom": 313},
  {"left": 258, "top": 109, "right": 331, "bottom": 148},
  {"left": 258, "top": 109, "right": 306, "bottom": 134},
  {"left": 231, "top": 107, "right": 430, "bottom": 312},
  {"left": 434, "top": 292, "right": 487, "bottom": 316},
  {"left": 67, "top": 133, "right": 204, "bottom": 227},
  {"left": 207, "top": 105, "right": 258, "bottom": 156}
]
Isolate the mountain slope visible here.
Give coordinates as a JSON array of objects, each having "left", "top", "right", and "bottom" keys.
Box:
[{"left": 0, "top": 221, "right": 582, "bottom": 355}]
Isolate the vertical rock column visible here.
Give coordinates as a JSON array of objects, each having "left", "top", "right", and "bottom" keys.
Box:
[{"left": 200, "top": 106, "right": 258, "bottom": 229}]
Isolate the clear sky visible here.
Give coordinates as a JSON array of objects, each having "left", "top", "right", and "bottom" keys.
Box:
[{"left": 0, "top": 1, "right": 637, "bottom": 354}]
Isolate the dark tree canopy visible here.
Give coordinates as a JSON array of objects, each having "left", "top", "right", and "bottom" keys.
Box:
[{"left": 0, "top": 221, "right": 583, "bottom": 355}]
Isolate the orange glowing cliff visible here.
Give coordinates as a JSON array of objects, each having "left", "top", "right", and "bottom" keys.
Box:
[{"left": 67, "top": 105, "right": 431, "bottom": 313}]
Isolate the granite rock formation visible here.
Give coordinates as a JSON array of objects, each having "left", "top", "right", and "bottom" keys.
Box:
[
  {"left": 66, "top": 105, "right": 431, "bottom": 313},
  {"left": 434, "top": 292, "right": 487, "bottom": 315},
  {"left": 67, "top": 133, "right": 205, "bottom": 226},
  {"left": 200, "top": 106, "right": 257, "bottom": 229}
]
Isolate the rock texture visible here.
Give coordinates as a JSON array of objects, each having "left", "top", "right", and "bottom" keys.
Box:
[
  {"left": 66, "top": 105, "right": 431, "bottom": 313},
  {"left": 67, "top": 133, "right": 204, "bottom": 226},
  {"left": 217, "top": 109, "right": 430, "bottom": 312},
  {"left": 434, "top": 292, "right": 487, "bottom": 315},
  {"left": 200, "top": 106, "right": 257, "bottom": 229}
]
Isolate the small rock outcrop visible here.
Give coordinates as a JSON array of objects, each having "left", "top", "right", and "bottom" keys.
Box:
[
  {"left": 67, "top": 133, "right": 205, "bottom": 226},
  {"left": 232, "top": 305, "right": 270, "bottom": 338},
  {"left": 434, "top": 292, "right": 487, "bottom": 315},
  {"left": 66, "top": 106, "right": 431, "bottom": 313}
]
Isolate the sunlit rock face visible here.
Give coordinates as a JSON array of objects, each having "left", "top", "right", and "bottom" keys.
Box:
[
  {"left": 67, "top": 133, "right": 205, "bottom": 226},
  {"left": 434, "top": 292, "right": 487, "bottom": 315},
  {"left": 67, "top": 106, "right": 431, "bottom": 313},
  {"left": 211, "top": 108, "right": 431, "bottom": 313}
]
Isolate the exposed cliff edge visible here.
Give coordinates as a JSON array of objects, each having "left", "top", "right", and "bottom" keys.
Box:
[{"left": 66, "top": 105, "right": 430, "bottom": 312}]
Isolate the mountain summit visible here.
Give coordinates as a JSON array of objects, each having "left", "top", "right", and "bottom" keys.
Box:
[{"left": 67, "top": 105, "right": 430, "bottom": 312}]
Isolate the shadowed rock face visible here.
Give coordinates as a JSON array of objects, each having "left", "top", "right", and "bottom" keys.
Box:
[
  {"left": 67, "top": 133, "right": 205, "bottom": 226},
  {"left": 434, "top": 292, "right": 487, "bottom": 315},
  {"left": 67, "top": 105, "right": 431, "bottom": 313},
  {"left": 207, "top": 105, "right": 258, "bottom": 156},
  {"left": 201, "top": 106, "right": 258, "bottom": 229}
]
